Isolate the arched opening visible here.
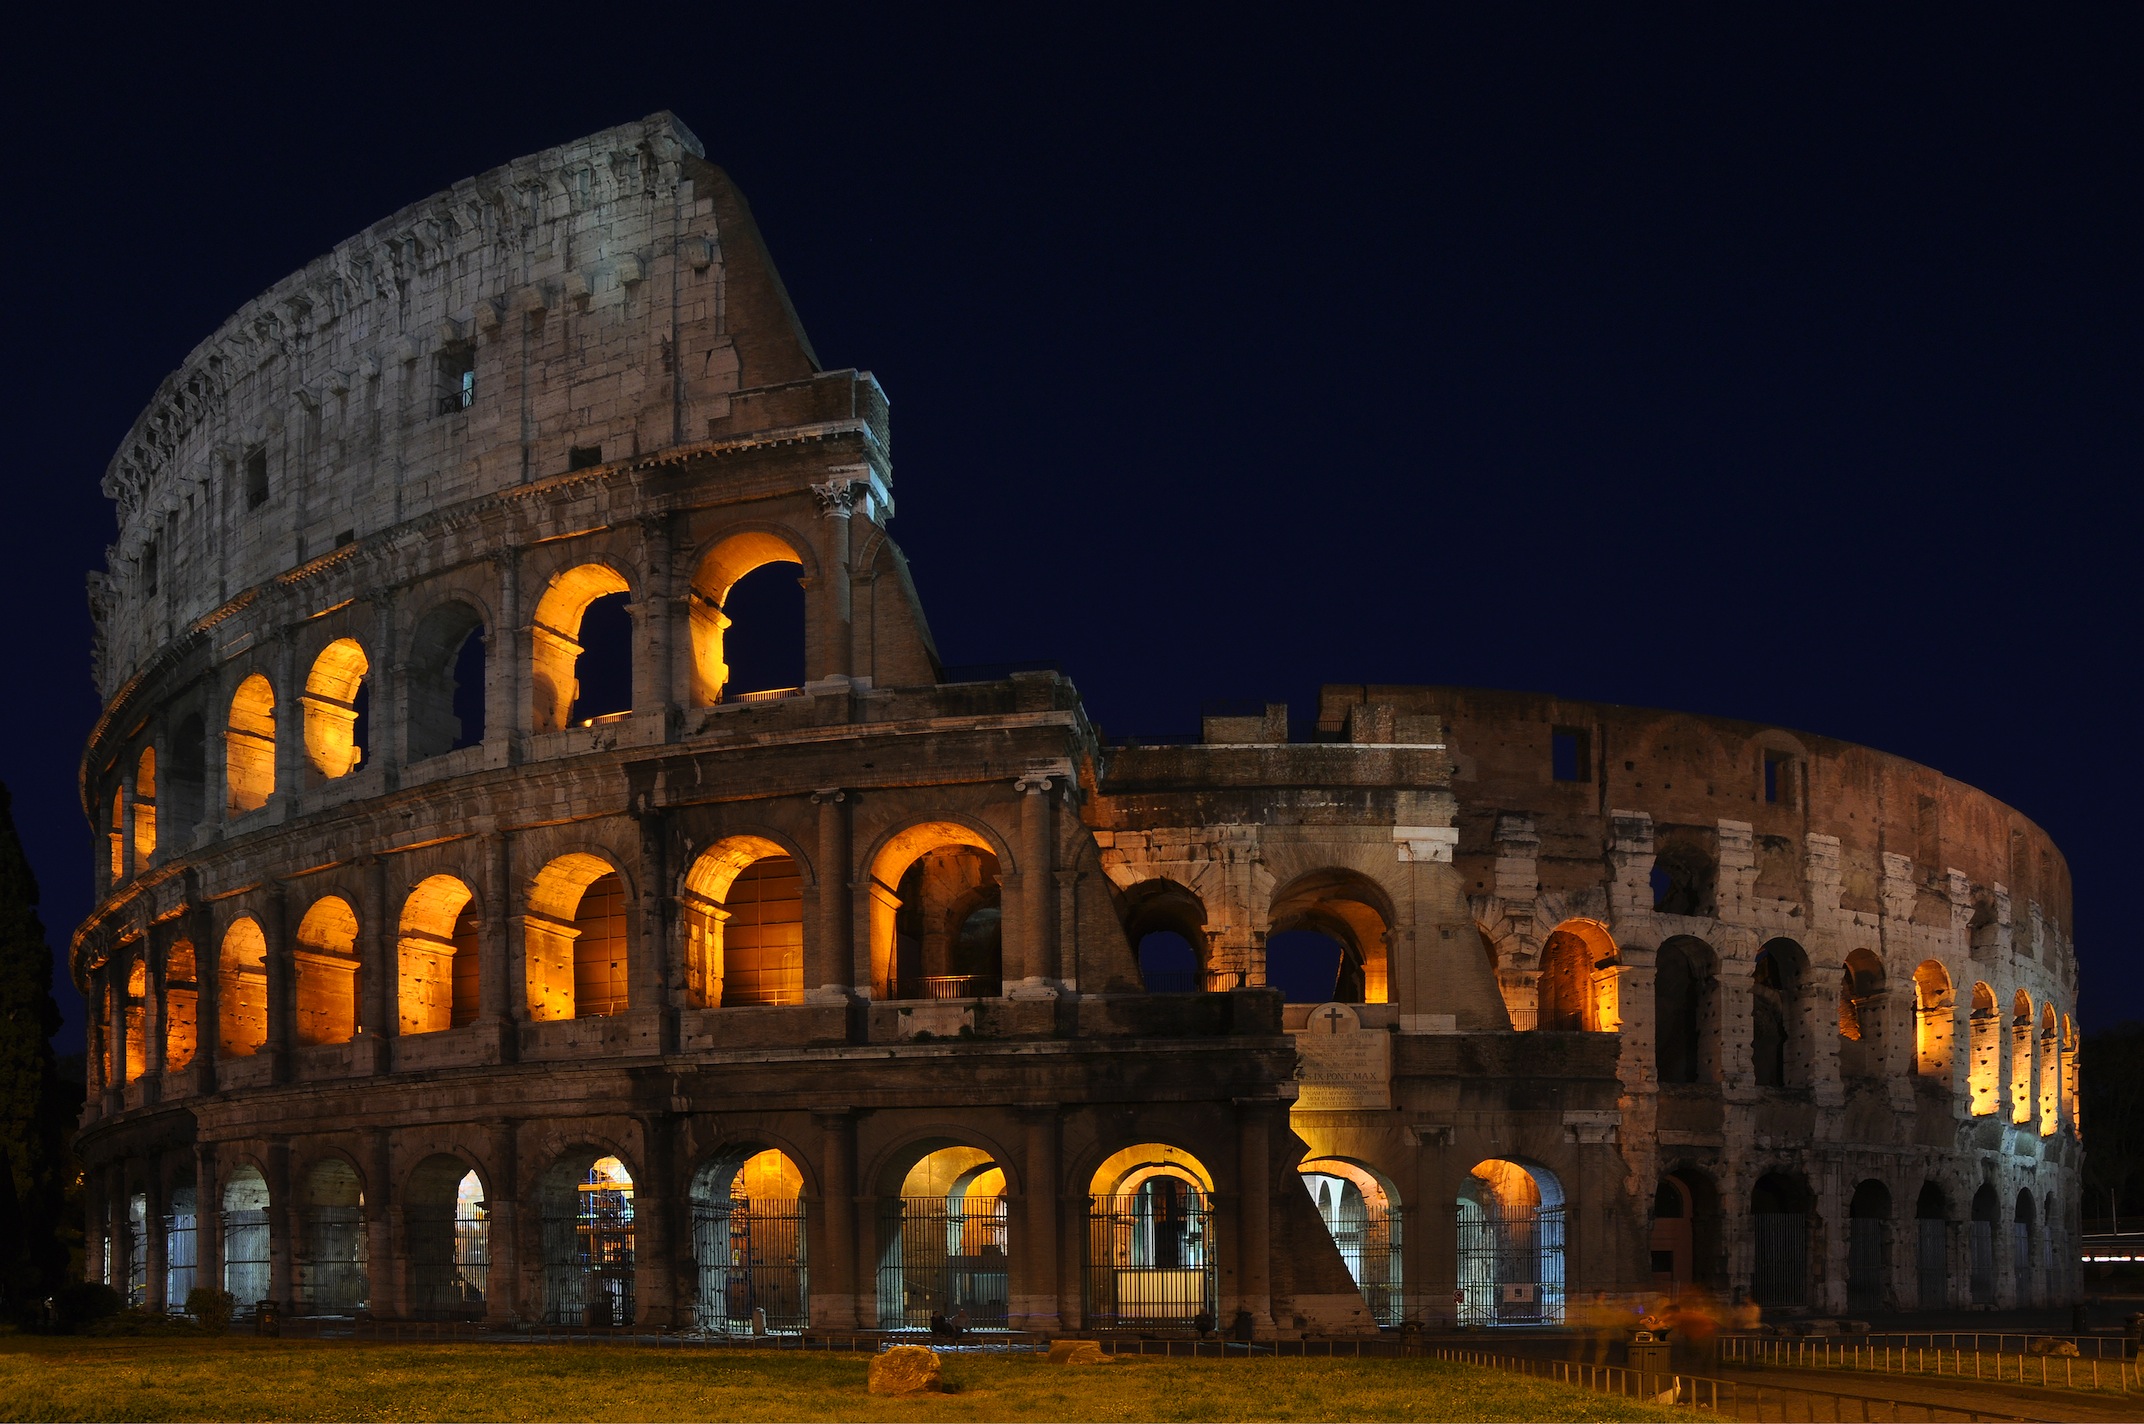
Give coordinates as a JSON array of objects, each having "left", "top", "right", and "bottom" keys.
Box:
[
  {"left": 687, "top": 531, "right": 807, "bottom": 705},
  {"left": 1086, "top": 1144, "right": 1217, "bottom": 1328},
  {"left": 1648, "top": 1167, "right": 1721, "bottom": 1294},
  {"left": 167, "top": 712, "right": 206, "bottom": 830},
  {"left": 1912, "top": 960, "right": 1954, "bottom": 1079},
  {"left": 868, "top": 823, "right": 1004, "bottom": 1000},
  {"left": 1838, "top": 949, "right": 1886, "bottom": 1084},
  {"left": 108, "top": 788, "right": 125, "bottom": 884},
  {"left": 1121, "top": 880, "right": 1210, "bottom": 993},
  {"left": 1654, "top": 936, "right": 1716, "bottom": 1083},
  {"left": 398, "top": 875, "right": 481, "bottom": 1034},
  {"left": 163, "top": 1179, "right": 197, "bottom": 1311},
  {"left": 133, "top": 747, "right": 156, "bottom": 865},
  {"left": 301, "top": 638, "right": 370, "bottom": 782},
  {"left": 1457, "top": 1159, "right": 1565, "bottom": 1325},
  {"left": 1969, "top": 1183, "right": 1999, "bottom": 1305},
  {"left": 294, "top": 895, "right": 360, "bottom": 1046},
  {"left": 1750, "top": 1173, "right": 1812, "bottom": 1308},
  {"left": 2038, "top": 1004, "right": 2059, "bottom": 1137},
  {"left": 225, "top": 673, "right": 276, "bottom": 814},
  {"left": 524, "top": 854, "right": 629, "bottom": 1021},
  {"left": 2010, "top": 991, "right": 2034, "bottom": 1125},
  {"left": 2061, "top": 1016, "right": 2078, "bottom": 1132},
  {"left": 406, "top": 1156, "right": 488, "bottom": 1320},
  {"left": 1915, "top": 1183, "right": 1950, "bottom": 1309},
  {"left": 1537, "top": 920, "right": 1618, "bottom": 1033},
  {"left": 879, "top": 1144, "right": 1012, "bottom": 1331},
  {"left": 218, "top": 919, "right": 268, "bottom": 1058},
  {"left": 529, "top": 563, "right": 634, "bottom": 732},
  {"left": 1968, "top": 983, "right": 2000, "bottom": 1115},
  {"left": 122, "top": 956, "right": 146, "bottom": 1083},
  {"left": 1847, "top": 1179, "right": 1891, "bottom": 1312},
  {"left": 690, "top": 1148, "right": 808, "bottom": 1334},
  {"left": 1300, "top": 1157, "right": 1402, "bottom": 1326},
  {"left": 1266, "top": 869, "right": 1392, "bottom": 1004},
  {"left": 406, "top": 600, "right": 488, "bottom": 761},
  {"left": 125, "top": 1192, "right": 147, "bottom": 1305},
  {"left": 2013, "top": 1188, "right": 2036, "bottom": 1302},
  {"left": 163, "top": 939, "right": 198, "bottom": 1072},
  {"left": 1753, "top": 939, "right": 1807, "bottom": 1087},
  {"left": 296, "top": 1159, "right": 367, "bottom": 1313},
  {"left": 680, "top": 838, "right": 804, "bottom": 1008},
  {"left": 1651, "top": 839, "right": 1716, "bottom": 917},
  {"left": 222, "top": 1164, "right": 271, "bottom": 1314},
  {"left": 539, "top": 1152, "right": 635, "bottom": 1326}
]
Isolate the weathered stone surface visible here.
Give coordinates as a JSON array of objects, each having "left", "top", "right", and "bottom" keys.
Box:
[
  {"left": 869, "top": 1345, "right": 943, "bottom": 1394},
  {"left": 1046, "top": 1339, "right": 1111, "bottom": 1365}
]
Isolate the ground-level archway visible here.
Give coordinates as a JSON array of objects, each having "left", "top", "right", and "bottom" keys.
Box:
[
  {"left": 1915, "top": 1182, "right": 1951, "bottom": 1309},
  {"left": 1457, "top": 1159, "right": 1565, "bottom": 1325},
  {"left": 1087, "top": 1144, "right": 1218, "bottom": 1328},
  {"left": 878, "top": 1143, "right": 1010, "bottom": 1330},
  {"left": 539, "top": 1153, "right": 635, "bottom": 1326},
  {"left": 1648, "top": 1167, "right": 1721, "bottom": 1295},
  {"left": 1847, "top": 1179, "right": 1891, "bottom": 1312},
  {"left": 222, "top": 1164, "right": 270, "bottom": 1313},
  {"left": 406, "top": 1155, "right": 488, "bottom": 1320},
  {"left": 296, "top": 1159, "right": 367, "bottom": 1313},
  {"left": 1300, "top": 1157, "right": 1402, "bottom": 1326},
  {"left": 691, "top": 1147, "right": 808, "bottom": 1334},
  {"left": 1750, "top": 1173, "right": 1813, "bottom": 1309}
]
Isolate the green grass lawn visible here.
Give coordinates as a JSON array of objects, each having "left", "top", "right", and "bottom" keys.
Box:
[{"left": 0, "top": 1336, "right": 1684, "bottom": 1422}]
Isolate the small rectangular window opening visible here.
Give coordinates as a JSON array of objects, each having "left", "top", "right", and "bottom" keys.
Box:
[
  {"left": 141, "top": 541, "right": 158, "bottom": 596},
  {"left": 1766, "top": 750, "right": 1800, "bottom": 806},
  {"left": 437, "top": 344, "right": 475, "bottom": 415},
  {"left": 244, "top": 449, "right": 269, "bottom": 510},
  {"left": 568, "top": 444, "right": 603, "bottom": 471},
  {"left": 334, "top": 530, "right": 355, "bottom": 549},
  {"left": 1551, "top": 726, "right": 1591, "bottom": 783}
]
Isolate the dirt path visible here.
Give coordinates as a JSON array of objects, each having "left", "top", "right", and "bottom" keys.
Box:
[{"left": 1709, "top": 1361, "right": 2144, "bottom": 1423}]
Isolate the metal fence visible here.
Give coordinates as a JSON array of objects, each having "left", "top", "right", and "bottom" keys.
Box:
[
  {"left": 1456, "top": 1201, "right": 1564, "bottom": 1326},
  {"left": 892, "top": 975, "right": 1001, "bottom": 1001},
  {"left": 406, "top": 1203, "right": 489, "bottom": 1320},
  {"left": 1085, "top": 1187, "right": 1218, "bottom": 1327},
  {"left": 542, "top": 1182, "right": 634, "bottom": 1326},
  {"left": 296, "top": 1204, "right": 368, "bottom": 1312},
  {"left": 1970, "top": 1220, "right": 1996, "bottom": 1304},
  {"left": 162, "top": 1208, "right": 196, "bottom": 1308},
  {"left": 223, "top": 1207, "right": 270, "bottom": 1314},
  {"left": 877, "top": 1195, "right": 1009, "bottom": 1330},
  {"left": 693, "top": 1196, "right": 808, "bottom": 1333},
  {"left": 1847, "top": 1219, "right": 1884, "bottom": 1312},
  {"left": 1752, "top": 1210, "right": 1808, "bottom": 1307},
  {"left": 1915, "top": 1219, "right": 1946, "bottom": 1308},
  {"left": 1723, "top": 1334, "right": 2144, "bottom": 1392}
]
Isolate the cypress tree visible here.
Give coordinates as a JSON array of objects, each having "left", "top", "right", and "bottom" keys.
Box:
[{"left": 0, "top": 781, "right": 67, "bottom": 1305}]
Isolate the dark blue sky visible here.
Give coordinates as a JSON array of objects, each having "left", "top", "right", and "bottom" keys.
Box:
[{"left": 4, "top": 6, "right": 2137, "bottom": 1049}]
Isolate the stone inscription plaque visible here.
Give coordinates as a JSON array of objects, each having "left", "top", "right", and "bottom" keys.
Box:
[{"left": 1291, "top": 1002, "right": 1392, "bottom": 1110}]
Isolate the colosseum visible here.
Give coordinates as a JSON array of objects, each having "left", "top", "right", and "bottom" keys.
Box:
[{"left": 73, "top": 113, "right": 2081, "bottom": 1336}]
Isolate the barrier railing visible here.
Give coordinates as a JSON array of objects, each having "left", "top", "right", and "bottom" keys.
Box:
[
  {"left": 1722, "top": 1334, "right": 2144, "bottom": 1394},
  {"left": 1431, "top": 1345, "right": 2033, "bottom": 1422}
]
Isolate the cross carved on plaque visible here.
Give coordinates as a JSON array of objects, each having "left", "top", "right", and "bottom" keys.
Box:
[{"left": 1319, "top": 1005, "right": 1349, "bottom": 1034}]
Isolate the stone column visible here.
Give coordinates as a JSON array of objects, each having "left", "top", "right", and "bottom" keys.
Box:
[
  {"left": 489, "top": 551, "right": 523, "bottom": 758},
  {"left": 262, "top": 885, "right": 293, "bottom": 1083},
  {"left": 813, "top": 1110, "right": 860, "bottom": 1328},
  {"left": 145, "top": 1165, "right": 168, "bottom": 1312},
  {"left": 479, "top": 830, "right": 517, "bottom": 1063},
  {"left": 1234, "top": 1099, "right": 1274, "bottom": 1334},
  {"left": 634, "top": 515, "right": 676, "bottom": 720},
  {"left": 484, "top": 1118, "right": 520, "bottom": 1323},
  {"left": 105, "top": 963, "right": 127, "bottom": 1112},
  {"left": 1008, "top": 772, "right": 1056, "bottom": 997},
  {"left": 368, "top": 593, "right": 401, "bottom": 789},
  {"left": 200, "top": 670, "right": 229, "bottom": 842},
  {"left": 195, "top": 1146, "right": 222, "bottom": 1303},
  {"left": 107, "top": 1173, "right": 129, "bottom": 1300},
  {"left": 633, "top": 1115, "right": 677, "bottom": 1327},
  {"left": 632, "top": 810, "right": 670, "bottom": 1040},
  {"left": 365, "top": 1129, "right": 395, "bottom": 1317},
  {"left": 188, "top": 883, "right": 220, "bottom": 1093},
  {"left": 143, "top": 927, "right": 167, "bottom": 1088},
  {"left": 357, "top": 855, "right": 392, "bottom": 1074},
  {"left": 1016, "top": 1107, "right": 1063, "bottom": 1332},
  {"left": 808, "top": 475, "right": 859, "bottom": 682},
  {"left": 273, "top": 633, "right": 302, "bottom": 814},
  {"left": 267, "top": 1142, "right": 294, "bottom": 1311},
  {"left": 808, "top": 790, "right": 852, "bottom": 1003}
]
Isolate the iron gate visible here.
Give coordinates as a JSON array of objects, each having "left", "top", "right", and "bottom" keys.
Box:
[
  {"left": 1317, "top": 1200, "right": 1405, "bottom": 1327},
  {"left": 1846, "top": 1218, "right": 1885, "bottom": 1311},
  {"left": 1751, "top": 1211, "right": 1808, "bottom": 1307},
  {"left": 162, "top": 1203, "right": 196, "bottom": 1310},
  {"left": 222, "top": 1207, "right": 270, "bottom": 1313},
  {"left": 296, "top": 1204, "right": 368, "bottom": 1312},
  {"left": 693, "top": 1196, "right": 809, "bottom": 1333},
  {"left": 1086, "top": 1185, "right": 1218, "bottom": 1327},
  {"left": 125, "top": 1196, "right": 147, "bottom": 1307},
  {"left": 1917, "top": 1219, "right": 1948, "bottom": 1308},
  {"left": 1456, "top": 1201, "right": 1566, "bottom": 1326},
  {"left": 1969, "top": 1220, "right": 1995, "bottom": 1304},
  {"left": 405, "top": 1204, "right": 488, "bottom": 1319},
  {"left": 878, "top": 1195, "right": 1009, "bottom": 1330},
  {"left": 542, "top": 1178, "right": 634, "bottom": 1326}
]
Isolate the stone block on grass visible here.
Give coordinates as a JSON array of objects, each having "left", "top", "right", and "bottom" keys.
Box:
[{"left": 869, "top": 1344, "right": 943, "bottom": 1394}]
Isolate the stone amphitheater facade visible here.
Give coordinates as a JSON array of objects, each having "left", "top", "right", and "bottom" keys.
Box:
[{"left": 74, "top": 114, "right": 2081, "bottom": 1333}]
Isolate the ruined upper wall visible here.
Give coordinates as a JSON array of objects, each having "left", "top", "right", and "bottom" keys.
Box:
[
  {"left": 1317, "top": 684, "right": 2075, "bottom": 944},
  {"left": 90, "top": 112, "right": 822, "bottom": 699}
]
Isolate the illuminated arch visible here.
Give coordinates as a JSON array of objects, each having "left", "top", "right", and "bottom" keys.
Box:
[
  {"left": 1266, "top": 868, "right": 1392, "bottom": 1005},
  {"left": 301, "top": 638, "right": 370, "bottom": 780},
  {"left": 688, "top": 1145, "right": 810, "bottom": 1333},
  {"left": 1838, "top": 948, "right": 1886, "bottom": 1084},
  {"left": 1121, "top": 879, "right": 1211, "bottom": 992},
  {"left": 294, "top": 895, "right": 359, "bottom": 1046},
  {"left": 525, "top": 852, "right": 630, "bottom": 1021},
  {"left": 536, "top": 1149, "right": 636, "bottom": 1326},
  {"left": 865, "top": 819, "right": 1008, "bottom": 1000},
  {"left": 1537, "top": 919, "right": 1618, "bottom": 1032},
  {"left": 687, "top": 530, "right": 808, "bottom": 705},
  {"left": 1967, "top": 982, "right": 2000, "bottom": 1115},
  {"left": 1299, "top": 1156, "right": 1404, "bottom": 1326},
  {"left": 680, "top": 835, "right": 803, "bottom": 1008},
  {"left": 132, "top": 747, "right": 156, "bottom": 864},
  {"left": 1912, "top": 960, "right": 1954, "bottom": 1079},
  {"left": 225, "top": 674, "right": 276, "bottom": 814},
  {"left": 2037, "top": 1003, "right": 2059, "bottom": 1136},
  {"left": 1084, "top": 1142, "right": 1218, "bottom": 1327},
  {"left": 398, "top": 874, "right": 480, "bottom": 1035},
  {"left": 163, "top": 939, "right": 198, "bottom": 1072},
  {"left": 529, "top": 562, "right": 633, "bottom": 732},
  {"left": 218, "top": 917, "right": 268, "bottom": 1058},
  {"left": 2010, "top": 989, "right": 2034, "bottom": 1124},
  {"left": 1458, "top": 1158, "right": 1565, "bottom": 1325},
  {"left": 405, "top": 1153, "right": 490, "bottom": 1320}
]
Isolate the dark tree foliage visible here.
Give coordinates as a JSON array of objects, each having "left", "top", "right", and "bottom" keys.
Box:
[
  {"left": 2081, "top": 1021, "right": 2144, "bottom": 1229},
  {"left": 0, "top": 782, "right": 69, "bottom": 1305}
]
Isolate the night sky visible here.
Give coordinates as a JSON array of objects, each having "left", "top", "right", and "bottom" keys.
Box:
[{"left": 4, "top": 8, "right": 2137, "bottom": 1051}]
